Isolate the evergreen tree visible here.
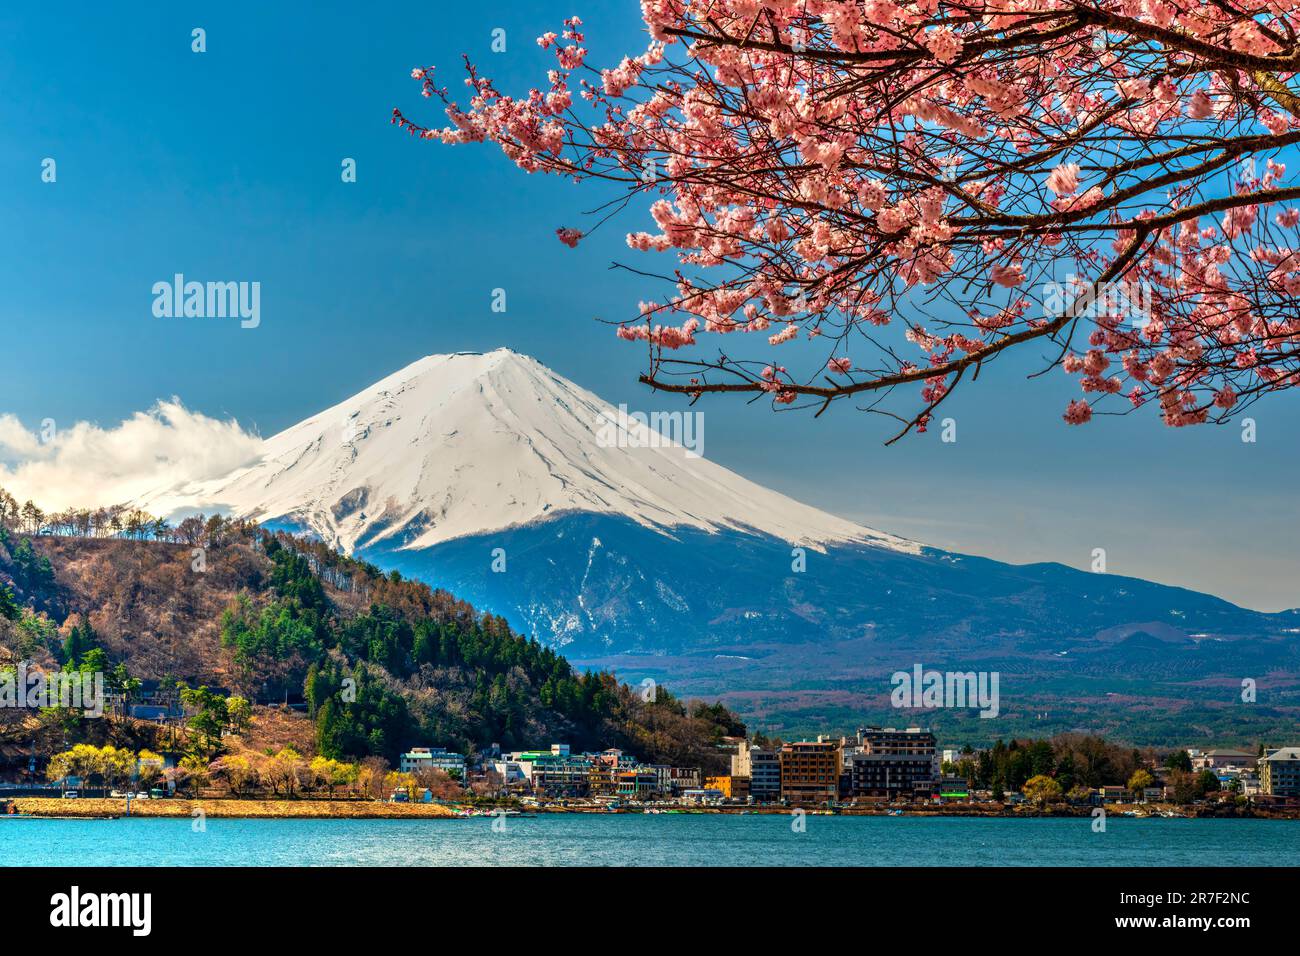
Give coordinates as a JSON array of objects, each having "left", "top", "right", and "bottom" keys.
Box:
[
  {"left": 1165, "top": 749, "right": 1193, "bottom": 772},
  {"left": 62, "top": 622, "right": 96, "bottom": 667},
  {"left": 0, "top": 582, "right": 19, "bottom": 621}
]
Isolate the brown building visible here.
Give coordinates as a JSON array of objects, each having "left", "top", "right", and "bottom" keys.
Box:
[{"left": 779, "top": 739, "right": 842, "bottom": 805}]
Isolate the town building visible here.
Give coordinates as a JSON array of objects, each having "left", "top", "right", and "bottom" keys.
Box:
[
  {"left": 588, "top": 748, "right": 635, "bottom": 769},
  {"left": 934, "top": 776, "right": 971, "bottom": 800},
  {"left": 585, "top": 749, "right": 638, "bottom": 797},
  {"left": 731, "top": 740, "right": 755, "bottom": 777},
  {"left": 779, "top": 739, "right": 842, "bottom": 804},
  {"left": 717, "top": 736, "right": 746, "bottom": 762},
  {"left": 400, "top": 747, "right": 467, "bottom": 780},
  {"left": 105, "top": 680, "right": 187, "bottom": 722},
  {"left": 616, "top": 769, "right": 659, "bottom": 800},
  {"left": 704, "top": 775, "right": 749, "bottom": 799},
  {"left": 588, "top": 764, "right": 618, "bottom": 798},
  {"left": 643, "top": 764, "right": 672, "bottom": 798},
  {"left": 513, "top": 744, "right": 593, "bottom": 796},
  {"left": 1261, "top": 747, "right": 1300, "bottom": 797},
  {"left": 838, "top": 734, "right": 864, "bottom": 763},
  {"left": 1237, "top": 769, "right": 1262, "bottom": 796},
  {"left": 845, "top": 727, "right": 938, "bottom": 800},
  {"left": 751, "top": 749, "right": 782, "bottom": 802},
  {"left": 488, "top": 759, "right": 529, "bottom": 790},
  {"left": 942, "top": 748, "right": 984, "bottom": 767},
  {"left": 667, "top": 766, "right": 702, "bottom": 795},
  {"left": 732, "top": 741, "right": 781, "bottom": 802},
  {"left": 1192, "top": 749, "right": 1256, "bottom": 771}
]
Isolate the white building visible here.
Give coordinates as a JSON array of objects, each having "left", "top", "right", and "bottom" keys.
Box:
[
  {"left": 489, "top": 760, "right": 529, "bottom": 786},
  {"left": 400, "top": 747, "right": 467, "bottom": 780}
]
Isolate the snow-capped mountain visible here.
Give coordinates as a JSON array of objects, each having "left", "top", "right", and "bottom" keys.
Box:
[
  {"left": 141, "top": 348, "right": 917, "bottom": 556},
  {"left": 141, "top": 349, "right": 1298, "bottom": 737}
]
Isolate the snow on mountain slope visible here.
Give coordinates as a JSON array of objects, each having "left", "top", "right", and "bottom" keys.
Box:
[{"left": 139, "top": 349, "right": 919, "bottom": 555}]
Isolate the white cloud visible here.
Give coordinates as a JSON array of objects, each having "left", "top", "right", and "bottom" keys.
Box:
[
  {"left": 0, "top": 400, "right": 263, "bottom": 512},
  {"left": 0, "top": 415, "right": 46, "bottom": 459}
]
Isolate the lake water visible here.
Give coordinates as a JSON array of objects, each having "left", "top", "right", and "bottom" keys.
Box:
[{"left": 4, "top": 814, "right": 1297, "bottom": 866}]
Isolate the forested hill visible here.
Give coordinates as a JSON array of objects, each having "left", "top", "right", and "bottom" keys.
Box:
[{"left": 0, "top": 498, "right": 744, "bottom": 771}]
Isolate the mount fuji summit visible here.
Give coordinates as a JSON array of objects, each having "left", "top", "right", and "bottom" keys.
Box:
[
  {"left": 141, "top": 349, "right": 1298, "bottom": 736},
  {"left": 144, "top": 349, "right": 914, "bottom": 558}
]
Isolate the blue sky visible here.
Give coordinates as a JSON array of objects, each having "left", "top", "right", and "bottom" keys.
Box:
[{"left": 0, "top": 0, "right": 1296, "bottom": 611}]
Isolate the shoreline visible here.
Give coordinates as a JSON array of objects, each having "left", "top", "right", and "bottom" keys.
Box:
[
  {"left": 5, "top": 798, "right": 458, "bottom": 820},
  {"left": 6, "top": 797, "right": 1297, "bottom": 821}
]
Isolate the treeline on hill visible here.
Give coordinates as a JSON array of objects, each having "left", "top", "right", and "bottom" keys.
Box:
[
  {"left": 946, "top": 738, "right": 1196, "bottom": 796},
  {"left": 231, "top": 535, "right": 741, "bottom": 769},
  {"left": 0, "top": 487, "right": 743, "bottom": 774}
]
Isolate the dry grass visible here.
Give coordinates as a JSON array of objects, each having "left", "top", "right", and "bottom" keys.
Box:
[
  {"left": 228, "top": 706, "right": 318, "bottom": 757},
  {"left": 11, "top": 797, "right": 458, "bottom": 819}
]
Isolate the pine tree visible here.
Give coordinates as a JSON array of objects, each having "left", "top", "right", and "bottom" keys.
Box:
[
  {"left": 0, "top": 581, "right": 19, "bottom": 620},
  {"left": 62, "top": 623, "right": 95, "bottom": 667}
]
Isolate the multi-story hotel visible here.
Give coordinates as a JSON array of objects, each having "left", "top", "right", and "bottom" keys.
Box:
[
  {"left": 512, "top": 744, "right": 593, "bottom": 796},
  {"left": 750, "top": 748, "right": 782, "bottom": 802},
  {"left": 778, "top": 739, "right": 842, "bottom": 805},
  {"left": 846, "top": 727, "right": 938, "bottom": 799},
  {"left": 399, "top": 747, "right": 467, "bottom": 780},
  {"left": 616, "top": 769, "right": 659, "bottom": 799},
  {"left": 667, "top": 766, "right": 702, "bottom": 795},
  {"left": 732, "top": 740, "right": 781, "bottom": 802},
  {"left": 588, "top": 749, "right": 638, "bottom": 797},
  {"left": 1261, "top": 747, "right": 1300, "bottom": 797}
]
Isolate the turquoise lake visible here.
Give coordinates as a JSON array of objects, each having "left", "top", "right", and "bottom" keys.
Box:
[{"left": 3, "top": 814, "right": 1297, "bottom": 866}]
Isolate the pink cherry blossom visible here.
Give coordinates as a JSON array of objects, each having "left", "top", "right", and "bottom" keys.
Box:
[
  {"left": 1187, "top": 89, "right": 1213, "bottom": 120},
  {"left": 397, "top": 1, "right": 1300, "bottom": 437},
  {"left": 1046, "top": 163, "right": 1080, "bottom": 197},
  {"left": 556, "top": 228, "right": 584, "bottom": 248},
  {"left": 925, "top": 28, "right": 963, "bottom": 65},
  {"left": 1063, "top": 400, "right": 1093, "bottom": 425},
  {"left": 990, "top": 263, "right": 1025, "bottom": 287}
]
